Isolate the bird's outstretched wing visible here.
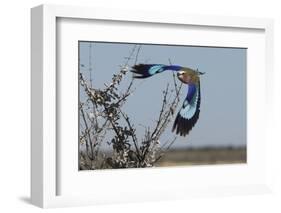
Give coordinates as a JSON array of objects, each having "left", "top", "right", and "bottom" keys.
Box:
[
  {"left": 131, "top": 64, "right": 181, "bottom": 78},
  {"left": 172, "top": 82, "right": 201, "bottom": 136}
]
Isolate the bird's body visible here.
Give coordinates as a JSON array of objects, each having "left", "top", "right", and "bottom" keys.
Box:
[{"left": 131, "top": 64, "right": 204, "bottom": 137}]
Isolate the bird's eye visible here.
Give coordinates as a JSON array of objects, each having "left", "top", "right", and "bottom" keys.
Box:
[{"left": 178, "top": 71, "right": 185, "bottom": 75}]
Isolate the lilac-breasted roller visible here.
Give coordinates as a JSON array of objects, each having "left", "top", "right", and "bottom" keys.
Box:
[{"left": 131, "top": 64, "right": 204, "bottom": 137}]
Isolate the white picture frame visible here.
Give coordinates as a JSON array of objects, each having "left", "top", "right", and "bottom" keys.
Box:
[{"left": 31, "top": 4, "right": 274, "bottom": 208}]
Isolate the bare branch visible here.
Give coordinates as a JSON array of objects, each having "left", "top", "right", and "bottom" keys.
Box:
[
  {"left": 119, "top": 110, "right": 141, "bottom": 160},
  {"left": 154, "top": 136, "right": 177, "bottom": 163},
  {"left": 79, "top": 44, "right": 182, "bottom": 170},
  {"left": 151, "top": 84, "right": 170, "bottom": 139},
  {"left": 80, "top": 106, "right": 94, "bottom": 160}
]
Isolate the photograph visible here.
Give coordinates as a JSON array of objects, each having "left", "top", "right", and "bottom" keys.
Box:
[{"left": 78, "top": 41, "right": 247, "bottom": 170}]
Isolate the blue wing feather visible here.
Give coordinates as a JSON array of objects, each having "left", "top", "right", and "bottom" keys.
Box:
[
  {"left": 131, "top": 64, "right": 182, "bottom": 78},
  {"left": 172, "top": 83, "right": 201, "bottom": 136}
]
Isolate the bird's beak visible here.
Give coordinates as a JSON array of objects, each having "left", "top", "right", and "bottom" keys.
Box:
[{"left": 196, "top": 68, "right": 205, "bottom": 75}]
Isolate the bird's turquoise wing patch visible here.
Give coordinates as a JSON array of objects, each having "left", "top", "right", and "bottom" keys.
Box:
[{"left": 148, "top": 65, "right": 165, "bottom": 75}]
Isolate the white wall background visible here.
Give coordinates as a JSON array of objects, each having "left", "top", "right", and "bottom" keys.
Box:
[{"left": 0, "top": 0, "right": 280, "bottom": 212}]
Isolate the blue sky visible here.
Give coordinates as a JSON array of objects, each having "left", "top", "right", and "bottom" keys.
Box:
[{"left": 79, "top": 41, "right": 246, "bottom": 149}]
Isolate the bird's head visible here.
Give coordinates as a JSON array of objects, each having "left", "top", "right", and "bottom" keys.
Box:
[{"left": 177, "top": 68, "right": 205, "bottom": 84}]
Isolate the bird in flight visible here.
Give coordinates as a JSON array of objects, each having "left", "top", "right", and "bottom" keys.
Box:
[{"left": 131, "top": 64, "right": 204, "bottom": 137}]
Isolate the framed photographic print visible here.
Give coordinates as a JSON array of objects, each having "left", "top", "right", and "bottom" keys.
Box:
[
  {"left": 77, "top": 41, "right": 247, "bottom": 170},
  {"left": 31, "top": 4, "right": 274, "bottom": 208}
]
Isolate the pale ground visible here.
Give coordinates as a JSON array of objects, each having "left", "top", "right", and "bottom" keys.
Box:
[{"left": 156, "top": 147, "right": 246, "bottom": 167}]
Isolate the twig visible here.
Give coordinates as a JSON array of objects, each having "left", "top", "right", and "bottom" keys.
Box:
[
  {"left": 80, "top": 106, "right": 94, "bottom": 160},
  {"left": 123, "top": 45, "right": 142, "bottom": 97},
  {"left": 154, "top": 136, "right": 177, "bottom": 163},
  {"left": 119, "top": 110, "right": 141, "bottom": 160},
  {"left": 151, "top": 84, "right": 170, "bottom": 139},
  {"left": 134, "top": 45, "right": 142, "bottom": 65}
]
